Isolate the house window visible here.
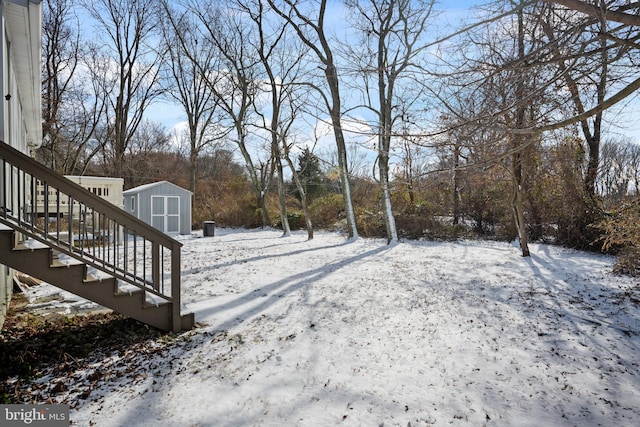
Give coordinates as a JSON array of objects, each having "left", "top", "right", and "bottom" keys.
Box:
[{"left": 130, "top": 196, "right": 135, "bottom": 212}]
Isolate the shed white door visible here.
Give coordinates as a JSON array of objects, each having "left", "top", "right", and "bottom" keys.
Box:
[{"left": 151, "top": 195, "right": 180, "bottom": 233}]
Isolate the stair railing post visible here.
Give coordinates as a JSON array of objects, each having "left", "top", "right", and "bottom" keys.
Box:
[
  {"left": 171, "top": 242, "right": 181, "bottom": 332},
  {"left": 152, "top": 242, "right": 160, "bottom": 292}
]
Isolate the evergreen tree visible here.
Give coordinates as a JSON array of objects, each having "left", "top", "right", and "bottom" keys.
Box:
[{"left": 294, "top": 148, "right": 326, "bottom": 202}]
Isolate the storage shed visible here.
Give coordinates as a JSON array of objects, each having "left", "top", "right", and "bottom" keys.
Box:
[{"left": 123, "top": 181, "right": 192, "bottom": 235}]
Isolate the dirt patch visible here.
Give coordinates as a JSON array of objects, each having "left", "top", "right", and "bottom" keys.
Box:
[{"left": 0, "top": 292, "right": 171, "bottom": 404}]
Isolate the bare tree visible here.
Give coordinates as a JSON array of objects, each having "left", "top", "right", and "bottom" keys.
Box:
[
  {"left": 598, "top": 137, "right": 640, "bottom": 201},
  {"left": 121, "top": 119, "right": 172, "bottom": 187},
  {"left": 82, "top": 0, "right": 164, "bottom": 178},
  {"left": 426, "top": 1, "right": 639, "bottom": 143},
  {"left": 344, "top": 0, "right": 435, "bottom": 243},
  {"left": 507, "top": 0, "right": 640, "bottom": 136},
  {"left": 188, "top": 1, "right": 274, "bottom": 227},
  {"left": 540, "top": 1, "right": 635, "bottom": 198},
  {"left": 267, "top": 0, "right": 359, "bottom": 239},
  {"left": 439, "top": 0, "right": 558, "bottom": 255},
  {"left": 240, "top": 0, "right": 295, "bottom": 235},
  {"left": 158, "top": 1, "right": 227, "bottom": 195},
  {"left": 39, "top": 0, "right": 107, "bottom": 175},
  {"left": 283, "top": 133, "right": 316, "bottom": 239},
  {"left": 542, "top": 0, "right": 640, "bottom": 27},
  {"left": 40, "top": 0, "right": 79, "bottom": 171},
  {"left": 510, "top": 1, "right": 532, "bottom": 256},
  {"left": 239, "top": 0, "right": 316, "bottom": 238}
]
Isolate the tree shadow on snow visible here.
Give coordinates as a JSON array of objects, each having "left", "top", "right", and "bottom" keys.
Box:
[
  {"left": 192, "top": 243, "right": 393, "bottom": 331},
  {"left": 181, "top": 236, "right": 349, "bottom": 276}
]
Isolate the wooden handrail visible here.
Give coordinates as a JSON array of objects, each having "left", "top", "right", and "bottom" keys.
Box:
[
  {"left": 0, "top": 141, "right": 179, "bottom": 248},
  {"left": 0, "top": 140, "right": 183, "bottom": 328}
]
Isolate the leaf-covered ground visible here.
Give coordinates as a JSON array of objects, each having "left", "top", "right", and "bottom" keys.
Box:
[{"left": 0, "top": 294, "right": 175, "bottom": 404}]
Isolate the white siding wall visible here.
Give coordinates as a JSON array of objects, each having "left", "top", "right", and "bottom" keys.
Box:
[
  {"left": 5, "top": 60, "right": 28, "bottom": 151},
  {"left": 0, "top": 1, "right": 43, "bottom": 328}
]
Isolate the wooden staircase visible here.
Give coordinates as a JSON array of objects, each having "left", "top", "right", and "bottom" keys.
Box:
[{"left": 0, "top": 141, "right": 194, "bottom": 332}]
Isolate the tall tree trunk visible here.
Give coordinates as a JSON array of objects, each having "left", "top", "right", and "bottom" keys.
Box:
[
  {"left": 378, "top": 75, "right": 397, "bottom": 244},
  {"left": 113, "top": 97, "right": 127, "bottom": 178},
  {"left": 287, "top": 165, "right": 313, "bottom": 239},
  {"left": 401, "top": 139, "right": 416, "bottom": 210},
  {"left": 276, "top": 157, "right": 290, "bottom": 236},
  {"left": 513, "top": 2, "right": 530, "bottom": 257},
  {"left": 512, "top": 152, "right": 530, "bottom": 256},
  {"left": 541, "top": 9, "right": 606, "bottom": 199},
  {"left": 453, "top": 142, "right": 461, "bottom": 225},
  {"left": 189, "top": 134, "right": 198, "bottom": 194},
  {"left": 259, "top": 162, "right": 272, "bottom": 228},
  {"left": 584, "top": 9, "right": 607, "bottom": 198},
  {"left": 259, "top": 191, "right": 270, "bottom": 227},
  {"left": 378, "top": 149, "right": 397, "bottom": 244},
  {"left": 266, "top": 0, "right": 358, "bottom": 239},
  {"left": 325, "top": 64, "right": 358, "bottom": 239},
  {"left": 283, "top": 144, "right": 313, "bottom": 239}
]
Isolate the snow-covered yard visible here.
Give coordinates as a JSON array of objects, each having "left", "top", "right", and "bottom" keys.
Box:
[{"left": 21, "top": 228, "right": 640, "bottom": 426}]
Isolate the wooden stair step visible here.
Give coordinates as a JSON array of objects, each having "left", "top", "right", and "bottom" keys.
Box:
[{"left": 0, "top": 224, "right": 194, "bottom": 331}]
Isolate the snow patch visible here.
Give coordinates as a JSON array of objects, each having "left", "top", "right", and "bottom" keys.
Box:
[{"left": 15, "top": 228, "right": 639, "bottom": 426}]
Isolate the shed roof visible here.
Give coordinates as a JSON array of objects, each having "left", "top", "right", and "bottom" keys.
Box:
[{"left": 123, "top": 180, "right": 192, "bottom": 195}]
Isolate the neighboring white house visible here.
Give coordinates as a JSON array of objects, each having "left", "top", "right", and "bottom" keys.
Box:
[
  {"left": 0, "top": 0, "right": 43, "bottom": 327},
  {"left": 124, "top": 181, "right": 192, "bottom": 235},
  {"left": 34, "top": 175, "right": 124, "bottom": 218},
  {"left": 66, "top": 175, "right": 124, "bottom": 209}
]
